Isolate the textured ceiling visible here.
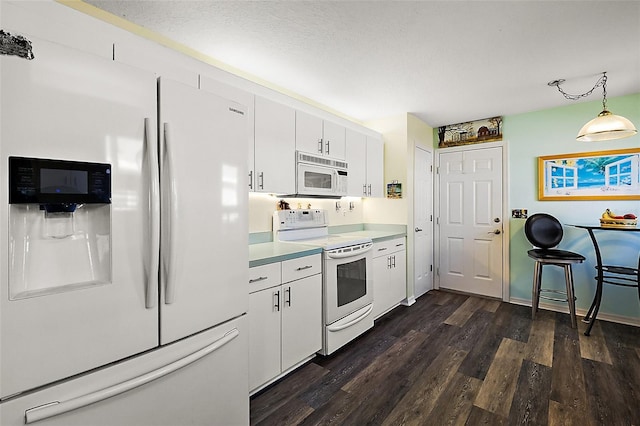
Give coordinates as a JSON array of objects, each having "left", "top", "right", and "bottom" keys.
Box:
[{"left": 84, "top": 0, "right": 640, "bottom": 127}]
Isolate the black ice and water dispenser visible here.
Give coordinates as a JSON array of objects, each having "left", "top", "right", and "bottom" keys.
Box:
[{"left": 8, "top": 157, "right": 112, "bottom": 299}]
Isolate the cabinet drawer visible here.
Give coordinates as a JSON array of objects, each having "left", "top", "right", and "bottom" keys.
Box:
[
  {"left": 372, "top": 237, "right": 406, "bottom": 258},
  {"left": 282, "top": 254, "right": 322, "bottom": 283},
  {"left": 249, "top": 263, "right": 281, "bottom": 293}
]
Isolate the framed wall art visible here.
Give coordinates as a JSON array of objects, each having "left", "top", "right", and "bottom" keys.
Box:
[
  {"left": 538, "top": 148, "right": 640, "bottom": 201},
  {"left": 437, "top": 116, "right": 503, "bottom": 148},
  {"left": 386, "top": 181, "right": 402, "bottom": 199}
]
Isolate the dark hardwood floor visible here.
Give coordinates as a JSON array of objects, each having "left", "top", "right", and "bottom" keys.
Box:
[{"left": 250, "top": 290, "right": 640, "bottom": 426}]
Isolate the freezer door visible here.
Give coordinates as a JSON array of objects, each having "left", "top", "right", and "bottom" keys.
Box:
[
  {"left": 0, "top": 316, "right": 249, "bottom": 426},
  {"left": 158, "top": 78, "right": 248, "bottom": 344},
  {"left": 0, "top": 37, "right": 159, "bottom": 399}
]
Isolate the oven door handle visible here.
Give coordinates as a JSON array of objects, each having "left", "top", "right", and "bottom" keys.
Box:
[
  {"left": 326, "top": 244, "right": 373, "bottom": 259},
  {"left": 326, "top": 305, "right": 373, "bottom": 332}
]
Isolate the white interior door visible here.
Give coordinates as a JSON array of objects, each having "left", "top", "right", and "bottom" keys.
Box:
[
  {"left": 438, "top": 146, "right": 503, "bottom": 298},
  {"left": 414, "top": 146, "right": 433, "bottom": 298}
]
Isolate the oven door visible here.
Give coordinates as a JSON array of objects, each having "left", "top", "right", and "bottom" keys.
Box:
[
  {"left": 297, "top": 163, "right": 337, "bottom": 196},
  {"left": 324, "top": 245, "right": 373, "bottom": 325}
]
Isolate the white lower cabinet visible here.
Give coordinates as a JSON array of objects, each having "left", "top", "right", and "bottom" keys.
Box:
[
  {"left": 372, "top": 237, "right": 407, "bottom": 319},
  {"left": 248, "top": 255, "right": 322, "bottom": 392}
]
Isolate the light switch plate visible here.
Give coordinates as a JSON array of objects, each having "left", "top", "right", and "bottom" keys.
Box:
[{"left": 512, "top": 209, "right": 528, "bottom": 219}]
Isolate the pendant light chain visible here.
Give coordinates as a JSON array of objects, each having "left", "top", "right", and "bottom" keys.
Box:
[
  {"left": 553, "top": 72, "right": 608, "bottom": 110},
  {"left": 549, "top": 71, "right": 636, "bottom": 141}
]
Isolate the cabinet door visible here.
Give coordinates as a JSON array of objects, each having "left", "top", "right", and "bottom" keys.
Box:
[
  {"left": 345, "top": 129, "right": 367, "bottom": 196},
  {"left": 295, "top": 110, "right": 324, "bottom": 155},
  {"left": 389, "top": 250, "right": 407, "bottom": 306},
  {"left": 248, "top": 287, "right": 281, "bottom": 391},
  {"left": 254, "top": 96, "right": 296, "bottom": 194},
  {"left": 281, "top": 275, "right": 322, "bottom": 372},
  {"left": 323, "top": 120, "right": 346, "bottom": 159},
  {"left": 372, "top": 254, "right": 391, "bottom": 319},
  {"left": 366, "top": 136, "right": 384, "bottom": 197}
]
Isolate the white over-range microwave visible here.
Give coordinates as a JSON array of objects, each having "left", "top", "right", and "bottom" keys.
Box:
[{"left": 295, "top": 151, "right": 348, "bottom": 198}]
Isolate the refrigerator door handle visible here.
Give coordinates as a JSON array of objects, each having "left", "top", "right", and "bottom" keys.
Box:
[
  {"left": 146, "top": 117, "right": 160, "bottom": 309},
  {"left": 162, "top": 122, "right": 178, "bottom": 304},
  {"left": 24, "top": 328, "right": 241, "bottom": 424}
]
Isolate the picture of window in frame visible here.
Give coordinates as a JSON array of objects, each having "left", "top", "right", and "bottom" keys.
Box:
[{"left": 538, "top": 148, "right": 640, "bottom": 201}]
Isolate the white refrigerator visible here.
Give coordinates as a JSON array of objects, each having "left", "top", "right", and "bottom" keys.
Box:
[{"left": 0, "top": 35, "right": 249, "bottom": 425}]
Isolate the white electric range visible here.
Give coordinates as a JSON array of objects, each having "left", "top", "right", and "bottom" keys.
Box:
[{"left": 273, "top": 209, "right": 374, "bottom": 355}]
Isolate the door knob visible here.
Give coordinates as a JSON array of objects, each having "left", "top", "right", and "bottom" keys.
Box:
[
  {"left": 415, "top": 227, "right": 423, "bottom": 232},
  {"left": 488, "top": 229, "right": 501, "bottom": 235}
]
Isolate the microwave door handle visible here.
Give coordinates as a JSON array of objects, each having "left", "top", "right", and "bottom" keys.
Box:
[{"left": 145, "top": 118, "right": 160, "bottom": 309}]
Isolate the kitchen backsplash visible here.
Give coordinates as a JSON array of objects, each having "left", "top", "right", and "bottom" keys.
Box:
[{"left": 249, "top": 193, "right": 364, "bottom": 233}]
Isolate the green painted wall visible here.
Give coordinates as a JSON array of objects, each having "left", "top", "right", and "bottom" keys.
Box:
[{"left": 507, "top": 93, "right": 640, "bottom": 319}]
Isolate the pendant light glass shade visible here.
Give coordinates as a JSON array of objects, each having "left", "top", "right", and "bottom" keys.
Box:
[{"left": 576, "top": 110, "right": 638, "bottom": 141}]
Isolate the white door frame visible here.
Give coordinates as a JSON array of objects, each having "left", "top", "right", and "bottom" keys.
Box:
[{"left": 434, "top": 141, "right": 510, "bottom": 301}]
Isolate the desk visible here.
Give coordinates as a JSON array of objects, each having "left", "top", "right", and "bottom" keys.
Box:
[{"left": 570, "top": 225, "right": 640, "bottom": 336}]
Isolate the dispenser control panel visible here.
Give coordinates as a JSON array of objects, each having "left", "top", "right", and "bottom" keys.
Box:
[{"left": 9, "top": 156, "right": 111, "bottom": 205}]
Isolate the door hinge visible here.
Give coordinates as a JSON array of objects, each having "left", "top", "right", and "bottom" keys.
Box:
[
  {"left": 430, "top": 264, "right": 432, "bottom": 272},
  {"left": 430, "top": 214, "right": 433, "bottom": 222},
  {"left": 436, "top": 166, "right": 440, "bottom": 174},
  {"left": 430, "top": 165, "right": 433, "bottom": 172}
]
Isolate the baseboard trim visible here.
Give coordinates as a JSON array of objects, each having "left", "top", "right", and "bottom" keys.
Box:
[
  {"left": 509, "top": 297, "right": 640, "bottom": 327},
  {"left": 402, "top": 296, "right": 416, "bottom": 307}
]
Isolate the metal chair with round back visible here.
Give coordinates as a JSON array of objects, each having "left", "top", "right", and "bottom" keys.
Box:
[{"left": 525, "top": 213, "right": 586, "bottom": 328}]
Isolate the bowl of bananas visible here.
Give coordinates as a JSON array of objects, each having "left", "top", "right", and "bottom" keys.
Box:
[{"left": 600, "top": 209, "right": 638, "bottom": 227}]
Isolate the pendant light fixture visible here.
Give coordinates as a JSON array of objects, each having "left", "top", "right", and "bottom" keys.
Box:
[{"left": 548, "top": 72, "right": 637, "bottom": 142}]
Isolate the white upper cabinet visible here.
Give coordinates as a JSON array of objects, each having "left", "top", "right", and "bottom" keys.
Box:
[
  {"left": 366, "top": 135, "right": 384, "bottom": 197},
  {"left": 346, "top": 129, "right": 384, "bottom": 197},
  {"left": 295, "top": 111, "right": 346, "bottom": 159},
  {"left": 253, "top": 96, "right": 296, "bottom": 194},
  {"left": 295, "top": 111, "right": 323, "bottom": 155},
  {"left": 322, "top": 120, "right": 347, "bottom": 159},
  {"left": 345, "top": 129, "right": 367, "bottom": 196}
]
